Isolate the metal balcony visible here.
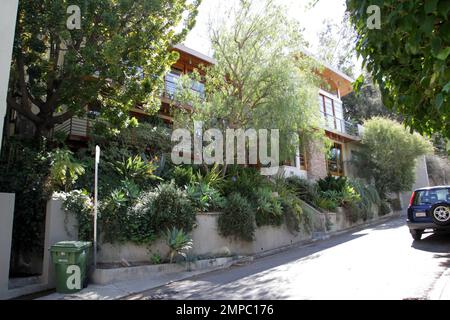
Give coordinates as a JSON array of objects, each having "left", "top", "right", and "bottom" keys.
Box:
[{"left": 320, "top": 111, "right": 361, "bottom": 138}]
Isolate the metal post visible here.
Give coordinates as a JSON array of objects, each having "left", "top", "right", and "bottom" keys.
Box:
[{"left": 93, "top": 145, "right": 100, "bottom": 268}]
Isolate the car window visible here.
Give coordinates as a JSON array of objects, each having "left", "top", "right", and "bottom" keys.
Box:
[{"left": 414, "top": 188, "right": 450, "bottom": 205}]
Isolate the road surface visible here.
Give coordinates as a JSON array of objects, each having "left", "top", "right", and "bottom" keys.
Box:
[{"left": 126, "top": 215, "right": 450, "bottom": 300}]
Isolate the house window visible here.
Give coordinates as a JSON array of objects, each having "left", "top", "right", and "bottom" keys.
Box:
[
  {"left": 165, "top": 68, "right": 183, "bottom": 98},
  {"left": 319, "top": 94, "right": 344, "bottom": 132},
  {"left": 327, "top": 142, "right": 344, "bottom": 176}
]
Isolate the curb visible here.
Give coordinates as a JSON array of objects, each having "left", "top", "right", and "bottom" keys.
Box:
[
  {"left": 252, "top": 212, "right": 401, "bottom": 260},
  {"left": 37, "top": 255, "right": 250, "bottom": 300}
]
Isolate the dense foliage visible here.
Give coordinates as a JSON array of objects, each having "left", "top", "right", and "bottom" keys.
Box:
[
  {"left": 347, "top": 0, "right": 450, "bottom": 138},
  {"left": 0, "top": 140, "right": 51, "bottom": 258},
  {"left": 342, "top": 73, "right": 404, "bottom": 124},
  {"left": 8, "top": 0, "right": 200, "bottom": 137},
  {"left": 353, "top": 118, "right": 432, "bottom": 198},
  {"left": 174, "top": 0, "right": 323, "bottom": 163},
  {"left": 218, "top": 193, "right": 256, "bottom": 242}
]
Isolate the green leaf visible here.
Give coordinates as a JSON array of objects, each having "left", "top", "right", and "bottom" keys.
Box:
[
  {"left": 443, "top": 81, "right": 450, "bottom": 93},
  {"left": 436, "top": 47, "right": 450, "bottom": 60},
  {"left": 435, "top": 93, "right": 444, "bottom": 109},
  {"left": 425, "top": 0, "right": 438, "bottom": 14},
  {"left": 421, "top": 15, "right": 435, "bottom": 33}
]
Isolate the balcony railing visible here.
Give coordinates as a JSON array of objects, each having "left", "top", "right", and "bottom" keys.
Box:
[
  {"left": 53, "top": 117, "right": 90, "bottom": 139},
  {"left": 320, "top": 111, "right": 360, "bottom": 138},
  {"left": 164, "top": 75, "right": 205, "bottom": 101}
]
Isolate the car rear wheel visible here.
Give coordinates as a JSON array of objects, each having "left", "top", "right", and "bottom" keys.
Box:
[
  {"left": 410, "top": 229, "right": 423, "bottom": 241},
  {"left": 430, "top": 204, "right": 450, "bottom": 226}
]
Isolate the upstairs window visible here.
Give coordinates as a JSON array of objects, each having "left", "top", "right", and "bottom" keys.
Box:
[{"left": 319, "top": 94, "right": 344, "bottom": 132}]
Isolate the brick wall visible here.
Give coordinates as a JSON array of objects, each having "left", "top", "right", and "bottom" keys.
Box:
[{"left": 306, "top": 139, "right": 328, "bottom": 181}]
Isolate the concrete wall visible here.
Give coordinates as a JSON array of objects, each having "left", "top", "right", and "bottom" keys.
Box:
[
  {"left": 43, "top": 197, "right": 393, "bottom": 266},
  {"left": 97, "top": 212, "right": 312, "bottom": 263},
  {"left": 0, "top": 195, "right": 77, "bottom": 299},
  {"left": 0, "top": 0, "right": 19, "bottom": 150},
  {"left": 0, "top": 193, "right": 15, "bottom": 299},
  {"left": 400, "top": 155, "right": 430, "bottom": 210}
]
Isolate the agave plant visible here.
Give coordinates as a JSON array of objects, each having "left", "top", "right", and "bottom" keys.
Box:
[
  {"left": 112, "top": 155, "right": 161, "bottom": 183},
  {"left": 165, "top": 227, "right": 193, "bottom": 264}
]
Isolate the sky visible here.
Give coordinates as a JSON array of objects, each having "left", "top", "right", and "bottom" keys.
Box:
[{"left": 183, "top": 0, "right": 348, "bottom": 57}]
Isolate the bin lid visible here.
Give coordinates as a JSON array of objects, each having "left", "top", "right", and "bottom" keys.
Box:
[{"left": 50, "top": 241, "right": 92, "bottom": 252}]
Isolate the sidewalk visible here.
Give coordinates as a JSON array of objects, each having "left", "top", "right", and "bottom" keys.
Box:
[{"left": 38, "top": 259, "right": 248, "bottom": 300}]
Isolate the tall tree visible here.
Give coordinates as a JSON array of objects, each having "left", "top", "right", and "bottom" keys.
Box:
[
  {"left": 316, "top": 14, "right": 357, "bottom": 78},
  {"left": 8, "top": 0, "right": 201, "bottom": 138},
  {"left": 342, "top": 72, "right": 403, "bottom": 124},
  {"left": 347, "top": 0, "right": 450, "bottom": 138},
  {"left": 174, "top": 0, "right": 323, "bottom": 164}
]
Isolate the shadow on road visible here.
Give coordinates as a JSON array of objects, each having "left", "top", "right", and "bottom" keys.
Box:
[
  {"left": 411, "top": 233, "right": 450, "bottom": 253},
  {"left": 139, "top": 217, "right": 408, "bottom": 299}
]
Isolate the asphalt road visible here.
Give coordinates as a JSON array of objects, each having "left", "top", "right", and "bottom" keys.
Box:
[{"left": 127, "top": 215, "right": 450, "bottom": 300}]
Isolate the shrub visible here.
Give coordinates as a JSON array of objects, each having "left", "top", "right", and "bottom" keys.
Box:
[
  {"left": 222, "top": 166, "right": 268, "bottom": 198},
  {"left": 111, "top": 155, "right": 161, "bottom": 186},
  {"left": 172, "top": 166, "right": 196, "bottom": 187},
  {"left": 317, "top": 175, "right": 348, "bottom": 193},
  {"left": 354, "top": 117, "right": 432, "bottom": 198},
  {"left": 285, "top": 176, "right": 320, "bottom": 206},
  {"left": 134, "top": 182, "right": 197, "bottom": 235},
  {"left": 280, "top": 195, "right": 311, "bottom": 234},
  {"left": 218, "top": 193, "right": 255, "bottom": 242},
  {"left": 63, "top": 190, "right": 93, "bottom": 241},
  {"left": 186, "top": 182, "right": 226, "bottom": 212},
  {"left": 316, "top": 197, "right": 338, "bottom": 212},
  {"left": 379, "top": 200, "right": 392, "bottom": 216},
  {"left": 0, "top": 139, "right": 51, "bottom": 256},
  {"left": 149, "top": 252, "right": 162, "bottom": 265},
  {"left": 195, "top": 164, "right": 225, "bottom": 190},
  {"left": 67, "top": 182, "right": 197, "bottom": 245},
  {"left": 165, "top": 227, "right": 193, "bottom": 263},
  {"left": 49, "top": 148, "right": 85, "bottom": 191},
  {"left": 254, "top": 188, "right": 283, "bottom": 227}
]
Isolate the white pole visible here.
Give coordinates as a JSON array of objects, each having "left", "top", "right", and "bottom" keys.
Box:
[{"left": 93, "top": 145, "right": 100, "bottom": 268}]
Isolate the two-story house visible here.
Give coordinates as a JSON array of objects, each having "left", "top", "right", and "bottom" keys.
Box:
[
  {"left": 281, "top": 60, "right": 363, "bottom": 181},
  {"left": 52, "top": 44, "right": 362, "bottom": 181}
]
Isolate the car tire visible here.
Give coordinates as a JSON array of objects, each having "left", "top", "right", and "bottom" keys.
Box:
[
  {"left": 430, "top": 203, "right": 450, "bottom": 226},
  {"left": 410, "top": 229, "right": 423, "bottom": 241}
]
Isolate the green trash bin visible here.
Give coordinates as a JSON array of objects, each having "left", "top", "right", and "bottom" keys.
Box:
[{"left": 50, "top": 241, "right": 92, "bottom": 294}]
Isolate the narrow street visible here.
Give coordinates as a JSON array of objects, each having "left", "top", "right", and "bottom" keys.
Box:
[{"left": 127, "top": 215, "right": 450, "bottom": 300}]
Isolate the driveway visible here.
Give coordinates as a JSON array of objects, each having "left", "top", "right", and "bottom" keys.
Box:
[{"left": 126, "top": 215, "right": 450, "bottom": 300}]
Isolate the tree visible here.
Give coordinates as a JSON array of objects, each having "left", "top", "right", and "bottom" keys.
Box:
[
  {"left": 316, "top": 14, "right": 357, "bottom": 78},
  {"left": 8, "top": 0, "right": 201, "bottom": 138},
  {"left": 174, "top": 0, "right": 322, "bottom": 164},
  {"left": 342, "top": 72, "right": 403, "bottom": 124},
  {"left": 353, "top": 117, "right": 432, "bottom": 198},
  {"left": 347, "top": 0, "right": 450, "bottom": 138}
]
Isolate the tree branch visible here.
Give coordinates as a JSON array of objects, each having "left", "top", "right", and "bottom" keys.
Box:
[{"left": 7, "top": 94, "right": 42, "bottom": 124}]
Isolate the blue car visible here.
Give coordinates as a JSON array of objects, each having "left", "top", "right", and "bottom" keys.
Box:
[{"left": 407, "top": 186, "right": 450, "bottom": 241}]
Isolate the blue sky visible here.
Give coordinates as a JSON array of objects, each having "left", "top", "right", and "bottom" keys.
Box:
[{"left": 184, "top": 0, "right": 348, "bottom": 57}]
